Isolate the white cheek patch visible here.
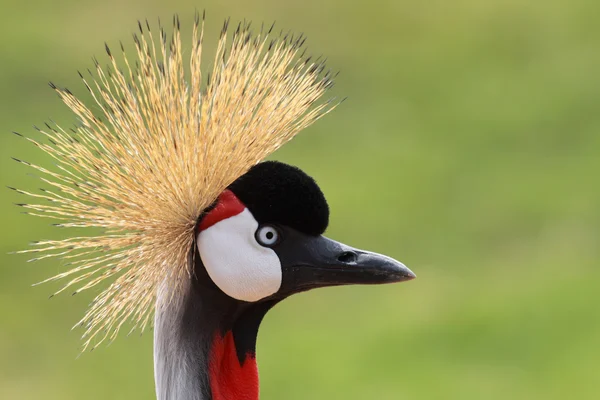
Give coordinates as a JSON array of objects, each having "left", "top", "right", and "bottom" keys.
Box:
[{"left": 197, "top": 208, "right": 282, "bottom": 302}]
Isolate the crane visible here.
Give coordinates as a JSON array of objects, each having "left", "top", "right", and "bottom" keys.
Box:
[{"left": 12, "top": 13, "right": 416, "bottom": 400}]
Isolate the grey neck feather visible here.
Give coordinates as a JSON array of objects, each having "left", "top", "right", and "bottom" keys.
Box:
[
  {"left": 152, "top": 253, "right": 267, "bottom": 400},
  {"left": 154, "top": 278, "right": 212, "bottom": 400}
]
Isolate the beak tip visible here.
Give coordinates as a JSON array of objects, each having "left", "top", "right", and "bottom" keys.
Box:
[{"left": 396, "top": 263, "right": 416, "bottom": 282}]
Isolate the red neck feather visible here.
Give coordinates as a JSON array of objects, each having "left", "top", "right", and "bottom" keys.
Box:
[{"left": 208, "top": 330, "right": 259, "bottom": 400}]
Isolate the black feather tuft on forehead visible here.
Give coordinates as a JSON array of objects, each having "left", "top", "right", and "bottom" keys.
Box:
[{"left": 228, "top": 161, "right": 329, "bottom": 236}]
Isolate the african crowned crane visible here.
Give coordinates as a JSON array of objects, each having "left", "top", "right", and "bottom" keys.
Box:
[{"left": 12, "top": 13, "right": 415, "bottom": 400}]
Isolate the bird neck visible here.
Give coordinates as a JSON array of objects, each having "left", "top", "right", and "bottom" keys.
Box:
[{"left": 154, "top": 261, "right": 275, "bottom": 400}]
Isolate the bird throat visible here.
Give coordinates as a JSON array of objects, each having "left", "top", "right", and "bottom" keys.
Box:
[{"left": 154, "top": 254, "right": 275, "bottom": 400}]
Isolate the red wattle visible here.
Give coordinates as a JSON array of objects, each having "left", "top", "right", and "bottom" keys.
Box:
[
  {"left": 208, "top": 331, "right": 259, "bottom": 400},
  {"left": 199, "top": 190, "right": 246, "bottom": 231}
]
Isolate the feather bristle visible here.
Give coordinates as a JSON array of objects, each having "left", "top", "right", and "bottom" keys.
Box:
[{"left": 15, "top": 16, "right": 337, "bottom": 350}]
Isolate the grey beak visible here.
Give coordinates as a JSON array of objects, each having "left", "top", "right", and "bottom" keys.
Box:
[{"left": 274, "top": 229, "right": 415, "bottom": 296}]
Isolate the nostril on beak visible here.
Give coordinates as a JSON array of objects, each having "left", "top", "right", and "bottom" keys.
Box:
[{"left": 337, "top": 251, "right": 357, "bottom": 264}]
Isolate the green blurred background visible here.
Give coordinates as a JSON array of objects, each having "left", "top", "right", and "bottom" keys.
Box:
[{"left": 2, "top": 0, "right": 599, "bottom": 399}]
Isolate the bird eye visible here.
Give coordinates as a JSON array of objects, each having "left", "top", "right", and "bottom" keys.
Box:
[{"left": 255, "top": 225, "right": 280, "bottom": 247}]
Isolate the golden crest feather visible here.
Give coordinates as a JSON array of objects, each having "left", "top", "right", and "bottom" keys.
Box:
[{"left": 13, "top": 13, "right": 336, "bottom": 350}]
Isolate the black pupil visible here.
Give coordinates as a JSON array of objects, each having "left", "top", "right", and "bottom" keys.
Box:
[{"left": 265, "top": 231, "right": 274, "bottom": 240}]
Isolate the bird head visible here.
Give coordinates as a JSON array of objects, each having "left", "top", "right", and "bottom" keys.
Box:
[
  {"left": 195, "top": 160, "right": 414, "bottom": 304},
  {"left": 12, "top": 15, "right": 416, "bottom": 350}
]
